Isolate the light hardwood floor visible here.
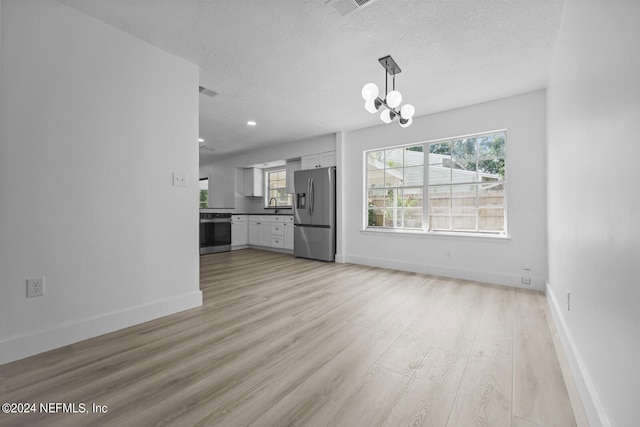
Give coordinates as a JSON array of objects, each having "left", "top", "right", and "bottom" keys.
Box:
[{"left": 0, "top": 249, "right": 578, "bottom": 426}]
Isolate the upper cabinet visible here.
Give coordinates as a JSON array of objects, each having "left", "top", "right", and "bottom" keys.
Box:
[
  {"left": 300, "top": 150, "right": 336, "bottom": 170},
  {"left": 242, "top": 167, "right": 263, "bottom": 197}
]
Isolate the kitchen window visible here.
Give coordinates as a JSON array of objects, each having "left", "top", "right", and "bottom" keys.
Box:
[
  {"left": 265, "top": 168, "right": 292, "bottom": 208},
  {"left": 199, "top": 178, "right": 209, "bottom": 208},
  {"left": 365, "top": 131, "right": 506, "bottom": 235}
]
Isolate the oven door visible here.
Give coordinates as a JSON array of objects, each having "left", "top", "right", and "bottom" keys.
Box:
[{"left": 200, "top": 219, "right": 231, "bottom": 254}]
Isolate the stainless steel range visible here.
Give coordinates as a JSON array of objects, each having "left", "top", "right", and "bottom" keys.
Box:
[{"left": 199, "top": 212, "right": 232, "bottom": 254}]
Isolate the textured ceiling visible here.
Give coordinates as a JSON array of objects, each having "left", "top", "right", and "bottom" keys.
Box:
[{"left": 57, "top": 0, "right": 565, "bottom": 162}]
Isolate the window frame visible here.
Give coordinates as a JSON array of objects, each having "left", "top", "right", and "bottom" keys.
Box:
[
  {"left": 363, "top": 130, "right": 508, "bottom": 237},
  {"left": 264, "top": 167, "right": 293, "bottom": 208}
]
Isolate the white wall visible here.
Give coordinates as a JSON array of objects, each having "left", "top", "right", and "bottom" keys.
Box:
[
  {"left": 0, "top": 0, "right": 202, "bottom": 364},
  {"left": 340, "top": 91, "right": 548, "bottom": 289},
  {"left": 546, "top": 1, "right": 640, "bottom": 426}
]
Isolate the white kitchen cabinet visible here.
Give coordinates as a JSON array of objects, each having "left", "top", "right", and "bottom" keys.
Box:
[
  {"left": 243, "top": 168, "right": 263, "bottom": 197},
  {"left": 249, "top": 216, "right": 272, "bottom": 247},
  {"left": 249, "top": 218, "right": 261, "bottom": 245},
  {"left": 231, "top": 215, "right": 248, "bottom": 247},
  {"left": 285, "top": 159, "right": 300, "bottom": 194},
  {"left": 284, "top": 216, "right": 294, "bottom": 250},
  {"left": 260, "top": 221, "right": 271, "bottom": 246},
  {"left": 270, "top": 220, "right": 284, "bottom": 248},
  {"left": 271, "top": 235, "right": 285, "bottom": 248},
  {"left": 300, "top": 151, "right": 336, "bottom": 170},
  {"left": 248, "top": 215, "right": 294, "bottom": 251}
]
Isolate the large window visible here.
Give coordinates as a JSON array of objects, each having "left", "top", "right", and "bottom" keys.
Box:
[
  {"left": 266, "top": 168, "right": 292, "bottom": 207},
  {"left": 366, "top": 131, "right": 506, "bottom": 234},
  {"left": 367, "top": 145, "right": 425, "bottom": 229}
]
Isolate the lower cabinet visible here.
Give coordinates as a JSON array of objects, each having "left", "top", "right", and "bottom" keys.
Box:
[
  {"left": 271, "top": 222, "right": 285, "bottom": 248},
  {"left": 284, "top": 217, "right": 294, "bottom": 250},
  {"left": 231, "top": 215, "right": 248, "bottom": 247},
  {"left": 248, "top": 215, "right": 294, "bottom": 251},
  {"left": 248, "top": 219, "right": 261, "bottom": 245},
  {"left": 260, "top": 221, "right": 271, "bottom": 246}
]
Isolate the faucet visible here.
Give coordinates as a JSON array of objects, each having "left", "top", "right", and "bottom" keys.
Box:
[{"left": 269, "top": 197, "right": 279, "bottom": 214}]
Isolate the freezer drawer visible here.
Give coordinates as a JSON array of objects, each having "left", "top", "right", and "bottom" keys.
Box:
[{"left": 294, "top": 225, "right": 334, "bottom": 262}]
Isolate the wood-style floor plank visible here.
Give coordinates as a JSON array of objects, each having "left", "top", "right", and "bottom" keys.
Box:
[
  {"left": 0, "top": 249, "right": 579, "bottom": 427},
  {"left": 446, "top": 287, "right": 515, "bottom": 427},
  {"left": 382, "top": 332, "right": 474, "bottom": 427},
  {"left": 326, "top": 365, "right": 410, "bottom": 427},
  {"left": 513, "top": 289, "right": 577, "bottom": 427}
]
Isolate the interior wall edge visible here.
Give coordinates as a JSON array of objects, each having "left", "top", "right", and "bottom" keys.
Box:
[
  {"left": 545, "top": 281, "right": 610, "bottom": 427},
  {"left": 343, "top": 254, "right": 544, "bottom": 291},
  {"left": 0, "top": 290, "right": 203, "bottom": 365}
]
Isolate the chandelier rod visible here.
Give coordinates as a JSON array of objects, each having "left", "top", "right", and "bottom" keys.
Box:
[{"left": 384, "top": 59, "right": 388, "bottom": 99}]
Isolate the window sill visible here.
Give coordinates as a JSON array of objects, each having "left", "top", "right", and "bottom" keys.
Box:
[{"left": 361, "top": 227, "right": 511, "bottom": 241}]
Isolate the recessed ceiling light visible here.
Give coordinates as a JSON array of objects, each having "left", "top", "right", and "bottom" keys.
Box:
[
  {"left": 247, "top": 121, "right": 257, "bottom": 126},
  {"left": 198, "top": 138, "right": 204, "bottom": 142}
]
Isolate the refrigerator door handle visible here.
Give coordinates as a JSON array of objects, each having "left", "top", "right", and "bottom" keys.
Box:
[
  {"left": 307, "top": 177, "right": 311, "bottom": 216},
  {"left": 310, "top": 178, "right": 315, "bottom": 215}
]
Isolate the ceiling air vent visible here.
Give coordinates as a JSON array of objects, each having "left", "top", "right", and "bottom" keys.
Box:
[
  {"left": 198, "top": 86, "right": 219, "bottom": 98},
  {"left": 326, "top": 0, "right": 377, "bottom": 16}
]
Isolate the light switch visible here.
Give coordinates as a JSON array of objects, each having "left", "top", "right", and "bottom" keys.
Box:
[{"left": 172, "top": 172, "right": 187, "bottom": 187}]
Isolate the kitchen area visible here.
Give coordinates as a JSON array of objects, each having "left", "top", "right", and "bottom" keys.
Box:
[{"left": 199, "top": 147, "right": 336, "bottom": 262}]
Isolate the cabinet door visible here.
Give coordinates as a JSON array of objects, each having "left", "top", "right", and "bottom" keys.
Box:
[
  {"left": 231, "top": 222, "right": 248, "bottom": 246},
  {"left": 271, "top": 223, "right": 284, "bottom": 236},
  {"left": 300, "top": 151, "right": 336, "bottom": 170},
  {"left": 318, "top": 151, "right": 336, "bottom": 167},
  {"left": 300, "top": 154, "right": 318, "bottom": 170},
  {"left": 260, "top": 222, "right": 271, "bottom": 246},
  {"left": 243, "top": 168, "right": 264, "bottom": 197},
  {"left": 249, "top": 221, "right": 261, "bottom": 245},
  {"left": 271, "top": 236, "right": 285, "bottom": 248},
  {"left": 284, "top": 222, "right": 294, "bottom": 250}
]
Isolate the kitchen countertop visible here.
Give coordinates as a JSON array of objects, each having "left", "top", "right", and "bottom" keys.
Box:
[{"left": 200, "top": 210, "right": 293, "bottom": 216}]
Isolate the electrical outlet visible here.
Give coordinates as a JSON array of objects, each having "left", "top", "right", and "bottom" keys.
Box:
[
  {"left": 521, "top": 276, "right": 531, "bottom": 285},
  {"left": 26, "top": 277, "right": 45, "bottom": 297},
  {"left": 567, "top": 290, "right": 571, "bottom": 311}
]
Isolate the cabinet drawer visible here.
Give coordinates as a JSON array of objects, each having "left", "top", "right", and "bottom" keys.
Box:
[
  {"left": 270, "top": 237, "right": 285, "bottom": 248},
  {"left": 271, "top": 224, "right": 284, "bottom": 235},
  {"left": 285, "top": 216, "right": 294, "bottom": 223},
  {"left": 232, "top": 215, "right": 247, "bottom": 223},
  {"left": 260, "top": 215, "right": 272, "bottom": 222}
]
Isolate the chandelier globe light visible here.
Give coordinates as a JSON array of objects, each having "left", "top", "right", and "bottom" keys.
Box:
[{"left": 361, "top": 55, "right": 415, "bottom": 127}]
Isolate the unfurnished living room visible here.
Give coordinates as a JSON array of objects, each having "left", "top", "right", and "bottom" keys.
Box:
[{"left": 1, "top": 1, "right": 638, "bottom": 426}]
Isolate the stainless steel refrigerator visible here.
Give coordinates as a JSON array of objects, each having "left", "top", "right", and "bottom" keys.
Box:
[{"left": 293, "top": 166, "right": 336, "bottom": 262}]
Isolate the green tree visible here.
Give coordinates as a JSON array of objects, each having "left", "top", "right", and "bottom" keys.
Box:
[{"left": 200, "top": 190, "right": 208, "bottom": 208}]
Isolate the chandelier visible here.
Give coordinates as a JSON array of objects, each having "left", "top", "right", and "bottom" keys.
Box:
[{"left": 361, "top": 55, "right": 415, "bottom": 128}]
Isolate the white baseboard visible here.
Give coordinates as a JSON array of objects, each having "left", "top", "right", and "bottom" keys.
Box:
[
  {"left": 545, "top": 282, "right": 610, "bottom": 427},
  {"left": 0, "top": 290, "right": 203, "bottom": 365},
  {"left": 342, "top": 254, "right": 544, "bottom": 290}
]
